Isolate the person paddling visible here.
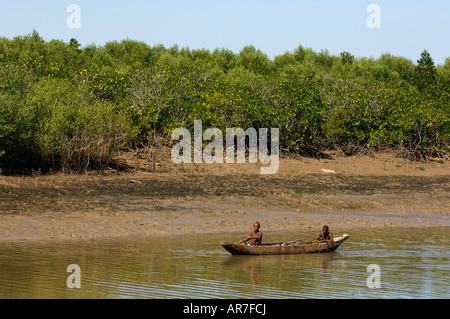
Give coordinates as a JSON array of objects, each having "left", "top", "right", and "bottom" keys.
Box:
[
  {"left": 239, "top": 221, "right": 263, "bottom": 245},
  {"left": 315, "top": 225, "right": 333, "bottom": 243}
]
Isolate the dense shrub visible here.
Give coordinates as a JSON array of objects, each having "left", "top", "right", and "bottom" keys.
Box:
[{"left": 0, "top": 31, "right": 448, "bottom": 173}]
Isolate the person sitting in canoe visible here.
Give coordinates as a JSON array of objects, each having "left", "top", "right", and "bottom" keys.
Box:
[
  {"left": 239, "top": 221, "right": 263, "bottom": 245},
  {"left": 315, "top": 225, "right": 333, "bottom": 243}
]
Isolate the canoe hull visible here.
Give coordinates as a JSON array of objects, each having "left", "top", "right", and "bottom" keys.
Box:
[{"left": 221, "top": 234, "right": 349, "bottom": 255}]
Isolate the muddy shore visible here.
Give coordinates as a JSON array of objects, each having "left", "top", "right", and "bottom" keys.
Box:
[{"left": 0, "top": 151, "right": 449, "bottom": 241}]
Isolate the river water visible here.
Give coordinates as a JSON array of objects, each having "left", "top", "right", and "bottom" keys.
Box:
[{"left": 0, "top": 226, "right": 448, "bottom": 299}]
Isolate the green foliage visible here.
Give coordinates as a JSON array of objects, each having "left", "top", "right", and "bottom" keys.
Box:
[
  {"left": 22, "top": 78, "right": 132, "bottom": 171},
  {"left": 0, "top": 31, "right": 449, "bottom": 173},
  {"left": 415, "top": 50, "right": 437, "bottom": 92},
  {"left": 340, "top": 51, "right": 354, "bottom": 65}
]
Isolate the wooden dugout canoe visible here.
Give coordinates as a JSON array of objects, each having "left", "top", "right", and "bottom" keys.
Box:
[{"left": 221, "top": 234, "right": 349, "bottom": 255}]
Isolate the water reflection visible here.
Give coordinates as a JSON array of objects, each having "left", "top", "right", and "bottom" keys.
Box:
[
  {"left": 221, "top": 252, "right": 340, "bottom": 288},
  {"left": 0, "top": 227, "right": 448, "bottom": 299}
]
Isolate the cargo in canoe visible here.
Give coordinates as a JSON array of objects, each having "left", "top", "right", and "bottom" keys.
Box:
[{"left": 221, "top": 234, "right": 349, "bottom": 255}]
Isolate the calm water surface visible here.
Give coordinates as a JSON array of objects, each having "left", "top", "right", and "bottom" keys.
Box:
[{"left": 0, "top": 227, "right": 448, "bottom": 299}]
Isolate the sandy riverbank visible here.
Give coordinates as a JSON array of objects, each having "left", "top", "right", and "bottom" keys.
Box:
[{"left": 0, "top": 151, "right": 449, "bottom": 241}]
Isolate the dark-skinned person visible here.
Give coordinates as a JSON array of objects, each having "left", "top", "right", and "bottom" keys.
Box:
[
  {"left": 315, "top": 225, "right": 334, "bottom": 243},
  {"left": 239, "top": 221, "right": 263, "bottom": 245}
]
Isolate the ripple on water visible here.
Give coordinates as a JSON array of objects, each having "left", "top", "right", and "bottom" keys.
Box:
[{"left": 0, "top": 227, "right": 448, "bottom": 298}]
